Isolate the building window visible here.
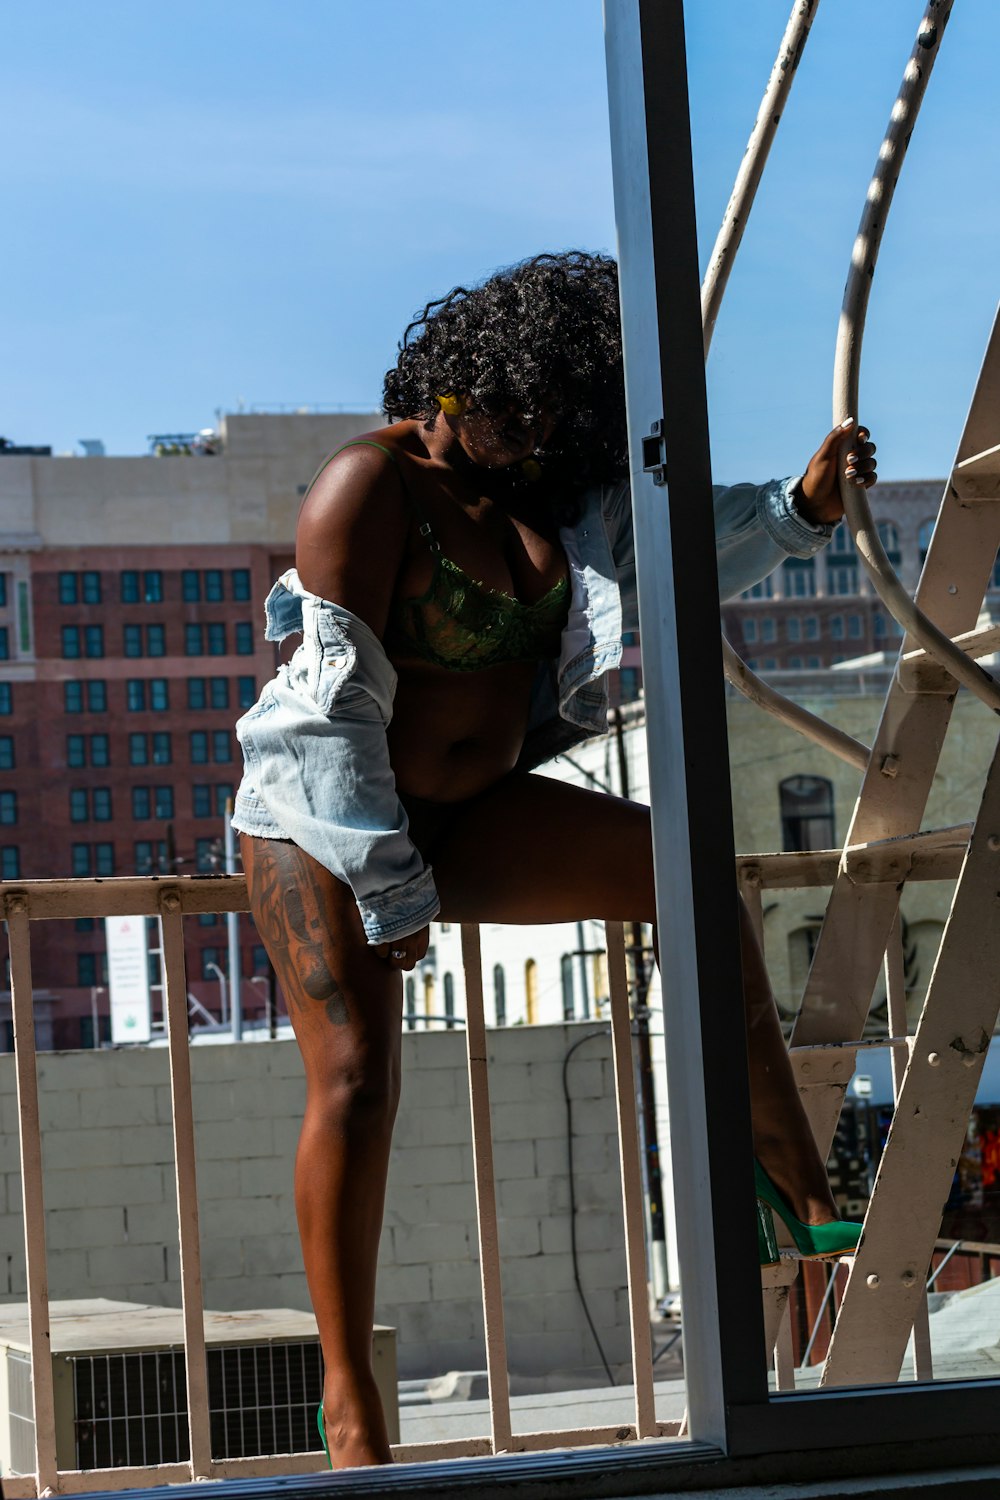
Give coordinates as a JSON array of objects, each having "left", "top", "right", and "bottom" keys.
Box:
[
  {"left": 152, "top": 731, "right": 172, "bottom": 764},
  {"left": 212, "top": 730, "right": 232, "bottom": 763},
  {"left": 192, "top": 785, "right": 211, "bottom": 818},
  {"left": 132, "top": 787, "right": 151, "bottom": 819},
  {"left": 762, "top": 657, "right": 777, "bottom": 670},
  {"left": 848, "top": 614, "right": 864, "bottom": 639},
  {"left": 493, "top": 964, "right": 507, "bottom": 1027},
  {"left": 144, "top": 571, "right": 163, "bottom": 603},
  {"left": 126, "top": 680, "right": 145, "bottom": 711},
  {"left": 918, "top": 518, "right": 935, "bottom": 565},
  {"left": 0, "top": 791, "right": 16, "bottom": 825},
  {"left": 231, "top": 569, "right": 251, "bottom": 601},
  {"left": 90, "top": 734, "right": 109, "bottom": 767},
  {"left": 67, "top": 735, "right": 86, "bottom": 768},
  {"left": 786, "top": 617, "right": 801, "bottom": 642},
  {"left": 781, "top": 557, "right": 816, "bottom": 598},
  {"left": 120, "top": 571, "right": 140, "bottom": 604},
  {"left": 70, "top": 789, "right": 89, "bottom": 822},
  {"left": 77, "top": 953, "right": 98, "bottom": 988},
  {"left": 238, "top": 676, "right": 256, "bottom": 708},
  {"left": 82, "top": 571, "right": 101, "bottom": 604},
  {"left": 0, "top": 737, "right": 13, "bottom": 771},
  {"left": 89, "top": 681, "right": 107, "bottom": 712},
  {"left": 804, "top": 616, "right": 819, "bottom": 640},
  {"left": 0, "top": 684, "right": 10, "bottom": 715},
  {"left": 188, "top": 678, "right": 206, "bottom": 710},
  {"left": 827, "top": 563, "right": 858, "bottom": 595},
  {"left": 619, "top": 667, "right": 641, "bottom": 703},
  {"left": 182, "top": 570, "right": 200, "bottom": 602},
  {"left": 788, "top": 656, "right": 803, "bottom": 669},
  {"left": 124, "top": 625, "right": 143, "bottom": 658},
  {"left": 154, "top": 786, "right": 174, "bottom": 819},
  {"left": 1, "top": 846, "right": 20, "bottom": 879},
  {"left": 743, "top": 619, "right": 758, "bottom": 644},
  {"left": 205, "top": 570, "right": 224, "bottom": 603},
  {"left": 741, "top": 577, "right": 774, "bottom": 601},
  {"left": 190, "top": 731, "right": 208, "bottom": 765},
  {"left": 210, "top": 678, "right": 229, "bottom": 709},
  {"left": 84, "top": 626, "right": 104, "bottom": 658},
  {"left": 878, "top": 521, "right": 901, "bottom": 565},
  {"left": 129, "top": 733, "right": 148, "bottom": 766},
  {"left": 873, "top": 612, "right": 886, "bottom": 639},
  {"left": 760, "top": 618, "right": 776, "bottom": 643},
  {"left": 195, "top": 837, "right": 220, "bottom": 873},
  {"left": 72, "top": 844, "right": 91, "bottom": 876},
  {"left": 93, "top": 788, "right": 112, "bottom": 821},
  {"left": 443, "top": 972, "right": 455, "bottom": 1030},
  {"left": 147, "top": 624, "right": 166, "bottom": 657},
  {"left": 207, "top": 623, "right": 227, "bottom": 656},
  {"left": 185, "top": 624, "right": 203, "bottom": 656},
  {"left": 65, "top": 682, "right": 85, "bottom": 713},
  {"left": 134, "top": 839, "right": 167, "bottom": 874},
  {"left": 779, "top": 775, "right": 835, "bottom": 853},
  {"left": 235, "top": 622, "right": 254, "bottom": 655},
  {"left": 561, "top": 954, "right": 575, "bottom": 1020},
  {"left": 214, "top": 782, "right": 233, "bottom": 815},
  {"left": 199, "top": 912, "right": 218, "bottom": 927},
  {"left": 830, "top": 615, "right": 844, "bottom": 640},
  {"left": 59, "top": 572, "right": 78, "bottom": 605},
  {"left": 62, "top": 626, "right": 81, "bottom": 659},
  {"left": 148, "top": 679, "right": 168, "bottom": 712}
]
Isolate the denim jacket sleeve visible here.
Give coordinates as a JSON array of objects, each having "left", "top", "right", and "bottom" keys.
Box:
[
  {"left": 610, "top": 475, "right": 833, "bottom": 636},
  {"left": 233, "top": 574, "right": 440, "bottom": 946}
]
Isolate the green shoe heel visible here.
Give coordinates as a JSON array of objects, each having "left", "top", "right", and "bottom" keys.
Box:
[
  {"left": 755, "top": 1159, "right": 862, "bottom": 1260},
  {"left": 757, "top": 1199, "right": 780, "bottom": 1267},
  {"left": 317, "top": 1405, "right": 331, "bottom": 1469}
]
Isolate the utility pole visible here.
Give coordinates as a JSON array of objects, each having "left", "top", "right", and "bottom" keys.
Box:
[{"left": 611, "top": 704, "right": 668, "bottom": 1299}]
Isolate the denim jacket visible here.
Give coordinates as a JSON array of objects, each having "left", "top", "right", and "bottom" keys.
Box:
[{"left": 233, "top": 476, "right": 830, "bottom": 944}]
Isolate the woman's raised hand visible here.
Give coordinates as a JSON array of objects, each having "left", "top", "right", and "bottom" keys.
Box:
[{"left": 796, "top": 418, "right": 877, "bottom": 526}]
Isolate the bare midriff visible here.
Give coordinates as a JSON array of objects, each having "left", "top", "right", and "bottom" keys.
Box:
[{"left": 386, "top": 654, "right": 539, "bottom": 804}]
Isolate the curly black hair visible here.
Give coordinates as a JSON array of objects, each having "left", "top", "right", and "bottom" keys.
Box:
[{"left": 382, "top": 252, "right": 627, "bottom": 500}]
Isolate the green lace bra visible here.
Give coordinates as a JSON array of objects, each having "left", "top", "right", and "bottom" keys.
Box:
[{"left": 330, "top": 441, "right": 570, "bottom": 672}]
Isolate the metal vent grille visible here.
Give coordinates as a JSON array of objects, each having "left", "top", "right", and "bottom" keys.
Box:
[
  {"left": 7, "top": 1350, "right": 36, "bottom": 1475},
  {"left": 72, "top": 1340, "right": 324, "bottom": 1470}
]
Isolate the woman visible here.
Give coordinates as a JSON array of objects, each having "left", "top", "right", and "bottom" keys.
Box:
[{"left": 233, "top": 251, "right": 877, "bottom": 1468}]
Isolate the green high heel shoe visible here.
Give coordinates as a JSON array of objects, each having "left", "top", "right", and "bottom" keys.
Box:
[
  {"left": 755, "top": 1159, "right": 862, "bottom": 1260},
  {"left": 757, "top": 1199, "right": 780, "bottom": 1267},
  {"left": 317, "top": 1405, "right": 331, "bottom": 1469}
]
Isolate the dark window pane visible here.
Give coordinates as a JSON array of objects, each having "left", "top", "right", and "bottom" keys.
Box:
[
  {"left": 75, "top": 917, "right": 95, "bottom": 932},
  {"left": 190, "top": 731, "right": 208, "bottom": 764},
  {"left": 0, "top": 683, "right": 11, "bottom": 714},
  {"left": 120, "top": 571, "right": 140, "bottom": 604},
  {"left": 78, "top": 953, "right": 97, "bottom": 987},
  {"left": 0, "top": 791, "right": 17, "bottom": 825},
  {"left": 188, "top": 678, "right": 207, "bottom": 710},
  {"left": 88, "top": 680, "right": 107, "bottom": 713},
  {"left": 185, "top": 624, "right": 203, "bottom": 656},
  {"left": 780, "top": 775, "right": 835, "bottom": 853},
  {"left": 199, "top": 911, "right": 218, "bottom": 927},
  {"left": 94, "top": 843, "right": 115, "bottom": 877},
  {"left": 235, "top": 622, "right": 254, "bottom": 655},
  {"left": 0, "top": 626, "right": 8, "bottom": 660},
  {"left": 144, "top": 571, "right": 163, "bottom": 603},
  {"left": 126, "top": 680, "right": 146, "bottom": 712},
  {"left": 72, "top": 844, "right": 91, "bottom": 876},
  {"left": 70, "top": 789, "right": 89, "bottom": 822},
  {"left": 123, "top": 625, "right": 143, "bottom": 658},
  {"left": 237, "top": 676, "right": 256, "bottom": 708},
  {"left": 212, "top": 730, "right": 232, "bottom": 763},
  {"left": 65, "top": 682, "right": 85, "bottom": 713},
  {"left": 209, "top": 678, "right": 229, "bottom": 709},
  {"left": 192, "top": 785, "right": 212, "bottom": 818},
  {"left": 214, "top": 782, "right": 234, "bottom": 817},
  {"left": 92, "top": 788, "right": 112, "bottom": 822},
  {"left": 207, "top": 623, "right": 226, "bottom": 656},
  {"left": 231, "top": 569, "right": 251, "bottom": 601},
  {"left": 150, "top": 679, "right": 169, "bottom": 712},
  {"left": 81, "top": 571, "right": 102, "bottom": 604},
  {"left": 132, "top": 787, "right": 151, "bottom": 819},
  {"left": 182, "top": 570, "right": 201, "bottom": 602},
  {"left": 90, "top": 734, "right": 109, "bottom": 767},
  {"left": 154, "top": 786, "right": 174, "bottom": 819},
  {"left": 58, "top": 572, "right": 78, "bottom": 605},
  {"left": 204, "top": 569, "right": 223, "bottom": 602},
  {"left": 0, "top": 736, "right": 11, "bottom": 770},
  {"left": 67, "top": 735, "right": 85, "bottom": 768},
  {"left": 151, "top": 731, "right": 172, "bottom": 765},
  {"left": 62, "top": 626, "right": 81, "bottom": 659},
  {"left": 147, "top": 624, "right": 166, "bottom": 657},
  {"left": 1, "top": 846, "right": 19, "bottom": 879},
  {"left": 129, "top": 733, "right": 148, "bottom": 766},
  {"left": 84, "top": 626, "right": 104, "bottom": 659},
  {"left": 196, "top": 838, "right": 220, "bottom": 873}
]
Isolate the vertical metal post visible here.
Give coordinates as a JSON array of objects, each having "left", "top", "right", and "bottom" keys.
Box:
[
  {"left": 225, "top": 799, "right": 243, "bottom": 1041},
  {"left": 460, "top": 925, "right": 512, "bottom": 1453},
  {"left": 605, "top": 0, "right": 767, "bottom": 1447},
  {"left": 7, "top": 896, "right": 59, "bottom": 1493}
]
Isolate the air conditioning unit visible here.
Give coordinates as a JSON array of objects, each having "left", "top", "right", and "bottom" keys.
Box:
[{"left": 0, "top": 1299, "right": 398, "bottom": 1476}]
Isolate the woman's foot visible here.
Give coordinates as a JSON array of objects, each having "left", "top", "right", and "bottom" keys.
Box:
[
  {"left": 755, "top": 1141, "right": 839, "bottom": 1226},
  {"left": 320, "top": 1375, "right": 393, "bottom": 1469}
]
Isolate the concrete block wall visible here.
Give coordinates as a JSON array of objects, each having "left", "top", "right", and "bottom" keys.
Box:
[{"left": 0, "top": 1023, "right": 630, "bottom": 1380}]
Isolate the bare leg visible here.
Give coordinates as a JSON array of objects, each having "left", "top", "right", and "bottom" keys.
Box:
[
  {"left": 242, "top": 834, "right": 398, "bottom": 1468},
  {"left": 429, "top": 773, "right": 837, "bottom": 1223}
]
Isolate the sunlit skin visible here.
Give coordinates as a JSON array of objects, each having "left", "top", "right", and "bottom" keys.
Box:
[{"left": 242, "top": 404, "right": 876, "bottom": 1468}]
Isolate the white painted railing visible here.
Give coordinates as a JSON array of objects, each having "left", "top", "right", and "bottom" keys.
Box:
[{"left": 1, "top": 875, "right": 677, "bottom": 1497}]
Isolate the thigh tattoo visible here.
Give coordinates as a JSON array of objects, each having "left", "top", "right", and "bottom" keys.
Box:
[{"left": 246, "top": 841, "right": 349, "bottom": 1027}]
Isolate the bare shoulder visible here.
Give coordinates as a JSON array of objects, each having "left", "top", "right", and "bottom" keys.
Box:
[{"left": 295, "top": 426, "right": 419, "bottom": 633}]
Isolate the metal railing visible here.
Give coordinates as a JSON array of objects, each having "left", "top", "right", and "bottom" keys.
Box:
[{"left": 2, "top": 874, "right": 678, "bottom": 1496}]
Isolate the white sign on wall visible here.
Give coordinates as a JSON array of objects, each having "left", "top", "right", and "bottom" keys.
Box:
[{"left": 105, "top": 915, "right": 152, "bottom": 1044}]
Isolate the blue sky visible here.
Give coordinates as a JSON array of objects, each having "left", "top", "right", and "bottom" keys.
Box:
[{"left": 2, "top": 0, "right": 996, "bottom": 482}]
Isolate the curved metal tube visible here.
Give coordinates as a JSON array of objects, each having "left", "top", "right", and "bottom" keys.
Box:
[
  {"left": 702, "top": 0, "right": 819, "bottom": 358},
  {"left": 833, "top": 1, "right": 1000, "bottom": 713},
  {"left": 721, "top": 639, "right": 869, "bottom": 771}
]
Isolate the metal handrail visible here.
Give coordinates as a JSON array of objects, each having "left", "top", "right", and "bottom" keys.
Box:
[{"left": 832, "top": 0, "right": 1000, "bottom": 713}]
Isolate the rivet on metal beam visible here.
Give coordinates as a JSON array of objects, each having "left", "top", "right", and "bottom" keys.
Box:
[
  {"left": 901, "top": 1271, "right": 916, "bottom": 1287},
  {"left": 880, "top": 754, "right": 900, "bottom": 778},
  {"left": 5, "top": 894, "right": 27, "bottom": 916},
  {"left": 928, "top": 1052, "right": 941, "bottom": 1067},
  {"left": 160, "top": 890, "right": 182, "bottom": 913},
  {"left": 988, "top": 834, "right": 1000, "bottom": 852},
  {"left": 867, "top": 1274, "right": 880, "bottom": 1288}
]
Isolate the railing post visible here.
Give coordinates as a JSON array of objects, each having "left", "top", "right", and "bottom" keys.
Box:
[{"left": 7, "top": 893, "right": 59, "bottom": 1494}]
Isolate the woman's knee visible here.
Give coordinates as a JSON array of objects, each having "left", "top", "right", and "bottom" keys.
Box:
[{"left": 305, "top": 1038, "right": 401, "bottom": 1132}]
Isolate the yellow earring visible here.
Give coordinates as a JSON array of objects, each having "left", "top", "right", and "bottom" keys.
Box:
[{"left": 436, "top": 393, "right": 467, "bottom": 417}]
